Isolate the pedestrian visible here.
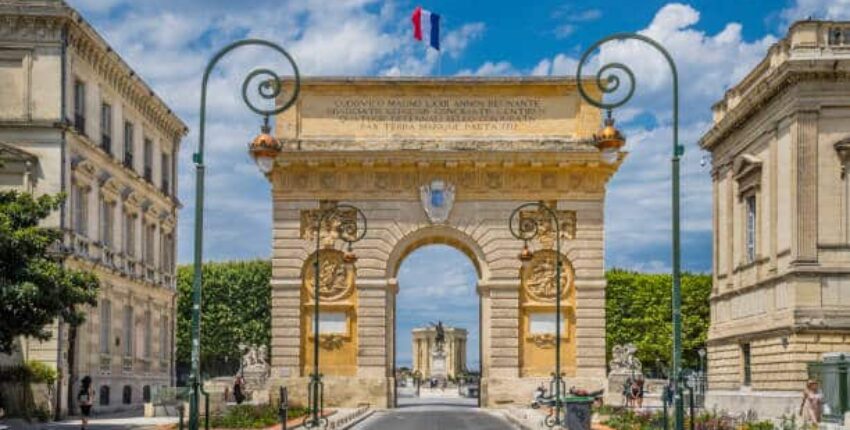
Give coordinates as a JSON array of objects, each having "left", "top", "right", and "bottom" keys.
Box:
[
  {"left": 635, "top": 375, "right": 645, "bottom": 409},
  {"left": 77, "top": 375, "right": 95, "bottom": 429},
  {"left": 799, "top": 379, "right": 822, "bottom": 427},
  {"left": 233, "top": 374, "right": 246, "bottom": 405}
]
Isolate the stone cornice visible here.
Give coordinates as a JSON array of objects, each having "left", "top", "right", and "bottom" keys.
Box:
[
  {"left": 700, "top": 60, "right": 850, "bottom": 152},
  {"left": 0, "top": 1, "right": 189, "bottom": 141}
]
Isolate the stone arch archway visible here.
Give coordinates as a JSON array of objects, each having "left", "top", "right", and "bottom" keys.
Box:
[
  {"left": 385, "top": 224, "right": 490, "bottom": 283},
  {"left": 266, "top": 77, "right": 621, "bottom": 409}
]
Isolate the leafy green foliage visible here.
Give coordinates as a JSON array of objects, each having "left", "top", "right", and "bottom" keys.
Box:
[
  {"left": 0, "top": 361, "right": 58, "bottom": 385},
  {"left": 176, "top": 260, "right": 271, "bottom": 376},
  {"left": 204, "top": 404, "right": 307, "bottom": 428},
  {"left": 0, "top": 191, "right": 99, "bottom": 354},
  {"left": 606, "top": 269, "right": 711, "bottom": 375}
]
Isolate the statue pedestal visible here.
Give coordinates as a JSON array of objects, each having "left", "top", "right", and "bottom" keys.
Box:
[{"left": 431, "top": 349, "right": 447, "bottom": 381}]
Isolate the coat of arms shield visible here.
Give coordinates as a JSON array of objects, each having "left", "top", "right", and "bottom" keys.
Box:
[{"left": 420, "top": 179, "right": 455, "bottom": 224}]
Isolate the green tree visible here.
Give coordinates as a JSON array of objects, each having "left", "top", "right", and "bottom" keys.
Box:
[
  {"left": 176, "top": 260, "right": 271, "bottom": 377},
  {"left": 605, "top": 269, "right": 711, "bottom": 375},
  {"left": 0, "top": 191, "right": 99, "bottom": 354}
]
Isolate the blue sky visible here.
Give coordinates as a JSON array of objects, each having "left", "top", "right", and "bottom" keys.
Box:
[{"left": 68, "top": 0, "right": 850, "bottom": 368}]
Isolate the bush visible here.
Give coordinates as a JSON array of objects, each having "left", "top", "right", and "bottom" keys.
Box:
[
  {"left": 26, "top": 361, "right": 57, "bottom": 385},
  {"left": 205, "top": 404, "right": 308, "bottom": 428},
  {"left": 0, "top": 361, "right": 57, "bottom": 384}
]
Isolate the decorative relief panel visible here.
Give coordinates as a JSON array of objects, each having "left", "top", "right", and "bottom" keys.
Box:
[
  {"left": 299, "top": 201, "right": 359, "bottom": 248},
  {"left": 303, "top": 250, "right": 354, "bottom": 301},
  {"left": 274, "top": 166, "right": 609, "bottom": 200},
  {"left": 521, "top": 250, "right": 573, "bottom": 302}
]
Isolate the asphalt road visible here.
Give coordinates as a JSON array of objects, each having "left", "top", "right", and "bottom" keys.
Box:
[{"left": 354, "top": 405, "right": 513, "bottom": 430}]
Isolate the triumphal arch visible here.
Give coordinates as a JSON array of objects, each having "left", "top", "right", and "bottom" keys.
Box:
[{"left": 264, "top": 77, "right": 622, "bottom": 408}]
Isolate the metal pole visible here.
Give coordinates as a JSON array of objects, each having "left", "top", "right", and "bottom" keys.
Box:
[
  {"left": 189, "top": 39, "right": 300, "bottom": 430},
  {"left": 575, "top": 32, "right": 682, "bottom": 430},
  {"left": 311, "top": 216, "right": 321, "bottom": 425}
]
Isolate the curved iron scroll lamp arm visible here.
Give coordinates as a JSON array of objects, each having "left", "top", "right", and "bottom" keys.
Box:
[
  {"left": 508, "top": 202, "right": 564, "bottom": 427},
  {"left": 576, "top": 32, "right": 684, "bottom": 430},
  {"left": 189, "top": 39, "right": 300, "bottom": 430}
]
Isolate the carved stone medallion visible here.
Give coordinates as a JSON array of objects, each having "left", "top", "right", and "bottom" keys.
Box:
[
  {"left": 522, "top": 250, "right": 572, "bottom": 302},
  {"left": 304, "top": 250, "right": 353, "bottom": 300}
]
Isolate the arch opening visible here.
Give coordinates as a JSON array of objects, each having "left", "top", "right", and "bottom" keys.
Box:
[{"left": 393, "top": 242, "right": 481, "bottom": 408}]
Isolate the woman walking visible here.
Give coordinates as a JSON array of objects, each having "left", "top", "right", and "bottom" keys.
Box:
[
  {"left": 77, "top": 376, "right": 95, "bottom": 429},
  {"left": 800, "top": 379, "right": 823, "bottom": 427}
]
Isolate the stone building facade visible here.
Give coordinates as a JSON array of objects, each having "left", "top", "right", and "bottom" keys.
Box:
[
  {"left": 700, "top": 20, "right": 850, "bottom": 417},
  {"left": 266, "top": 77, "right": 621, "bottom": 408},
  {"left": 0, "top": 0, "right": 187, "bottom": 416},
  {"left": 411, "top": 326, "right": 467, "bottom": 379}
]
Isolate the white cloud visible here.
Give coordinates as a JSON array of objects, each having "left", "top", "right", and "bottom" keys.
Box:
[
  {"left": 456, "top": 60, "right": 516, "bottom": 76},
  {"left": 551, "top": 6, "right": 603, "bottom": 39},
  {"left": 780, "top": 0, "right": 850, "bottom": 26}
]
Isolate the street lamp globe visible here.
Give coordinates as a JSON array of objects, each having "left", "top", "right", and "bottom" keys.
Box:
[
  {"left": 594, "top": 115, "right": 625, "bottom": 165},
  {"left": 249, "top": 123, "right": 282, "bottom": 174}
]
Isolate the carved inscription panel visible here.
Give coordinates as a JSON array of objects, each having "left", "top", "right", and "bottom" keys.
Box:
[{"left": 277, "top": 81, "right": 592, "bottom": 140}]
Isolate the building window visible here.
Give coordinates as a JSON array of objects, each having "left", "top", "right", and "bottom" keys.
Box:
[
  {"left": 742, "top": 343, "right": 752, "bottom": 386},
  {"left": 142, "top": 385, "right": 151, "bottom": 403},
  {"left": 123, "top": 122, "right": 134, "bottom": 169},
  {"left": 100, "top": 299, "right": 111, "bottom": 354},
  {"left": 100, "top": 196, "right": 115, "bottom": 248},
  {"left": 123, "top": 305, "right": 133, "bottom": 357},
  {"left": 101, "top": 103, "right": 112, "bottom": 155},
  {"left": 124, "top": 212, "right": 136, "bottom": 258},
  {"left": 99, "top": 386, "right": 110, "bottom": 406},
  {"left": 143, "top": 138, "right": 153, "bottom": 182},
  {"left": 122, "top": 385, "right": 132, "bottom": 404},
  {"left": 159, "top": 313, "right": 169, "bottom": 360},
  {"left": 160, "top": 152, "right": 171, "bottom": 196},
  {"left": 143, "top": 310, "right": 152, "bottom": 358},
  {"left": 161, "top": 233, "right": 174, "bottom": 274},
  {"left": 73, "top": 80, "right": 86, "bottom": 135},
  {"left": 73, "top": 184, "right": 88, "bottom": 237},
  {"left": 745, "top": 195, "right": 756, "bottom": 263},
  {"left": 144, "top": 223, "right": 156, "bottom": 266}
]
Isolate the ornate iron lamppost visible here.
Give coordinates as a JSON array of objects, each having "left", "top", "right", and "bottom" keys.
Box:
[
  {"left": 303, "top": 204, "right": 367, "bottom": 429},
  {"left": 509, "top": 202, "right": 567, "bottom": 427},
  {"left": 189, "top": 39, "right": 300, "bottom": 430},
  {"left": 575, "top": 33, "right": 683, "bottom": 430}
]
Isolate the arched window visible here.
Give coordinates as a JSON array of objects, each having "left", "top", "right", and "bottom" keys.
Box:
[
  {"left": 142, "top": 385, "right": 151, "bottom": 402},
  {"left": 122, "top": 385, "right": 132, "bottom": 404},
  {"left": 99, "top": 386, "right": 110, "bottom": 406}
]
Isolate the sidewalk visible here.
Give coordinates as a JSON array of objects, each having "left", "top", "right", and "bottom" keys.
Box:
[{"left": 0, "top": 414, "right": 177, "bottom": 430}]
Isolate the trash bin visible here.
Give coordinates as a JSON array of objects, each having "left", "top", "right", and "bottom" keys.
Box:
[{"left": 564, "top": 396, "right": 594, "bottom": 430}]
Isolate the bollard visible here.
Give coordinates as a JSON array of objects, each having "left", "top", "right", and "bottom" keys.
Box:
[
  {"left": 279, "top": 386, "right": 289, "bottom": 430},
  {"left": 178, "top": 403, "right": 185, "bottom": 430}
]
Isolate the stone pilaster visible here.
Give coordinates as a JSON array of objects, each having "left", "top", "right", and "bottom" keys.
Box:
[
  {"left": 356, "top": 279, "right": 389, "bottom": 378},
  {"left": 794, "top": 109, "right": 819, "bottom": 263},
  {"left": 574, "top": 279, "right": 606, "bottom": 378}
]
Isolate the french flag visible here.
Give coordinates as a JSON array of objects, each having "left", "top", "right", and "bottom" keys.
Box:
[{"left": 411, "top": 6, "right": 440, "bottom": 50}]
